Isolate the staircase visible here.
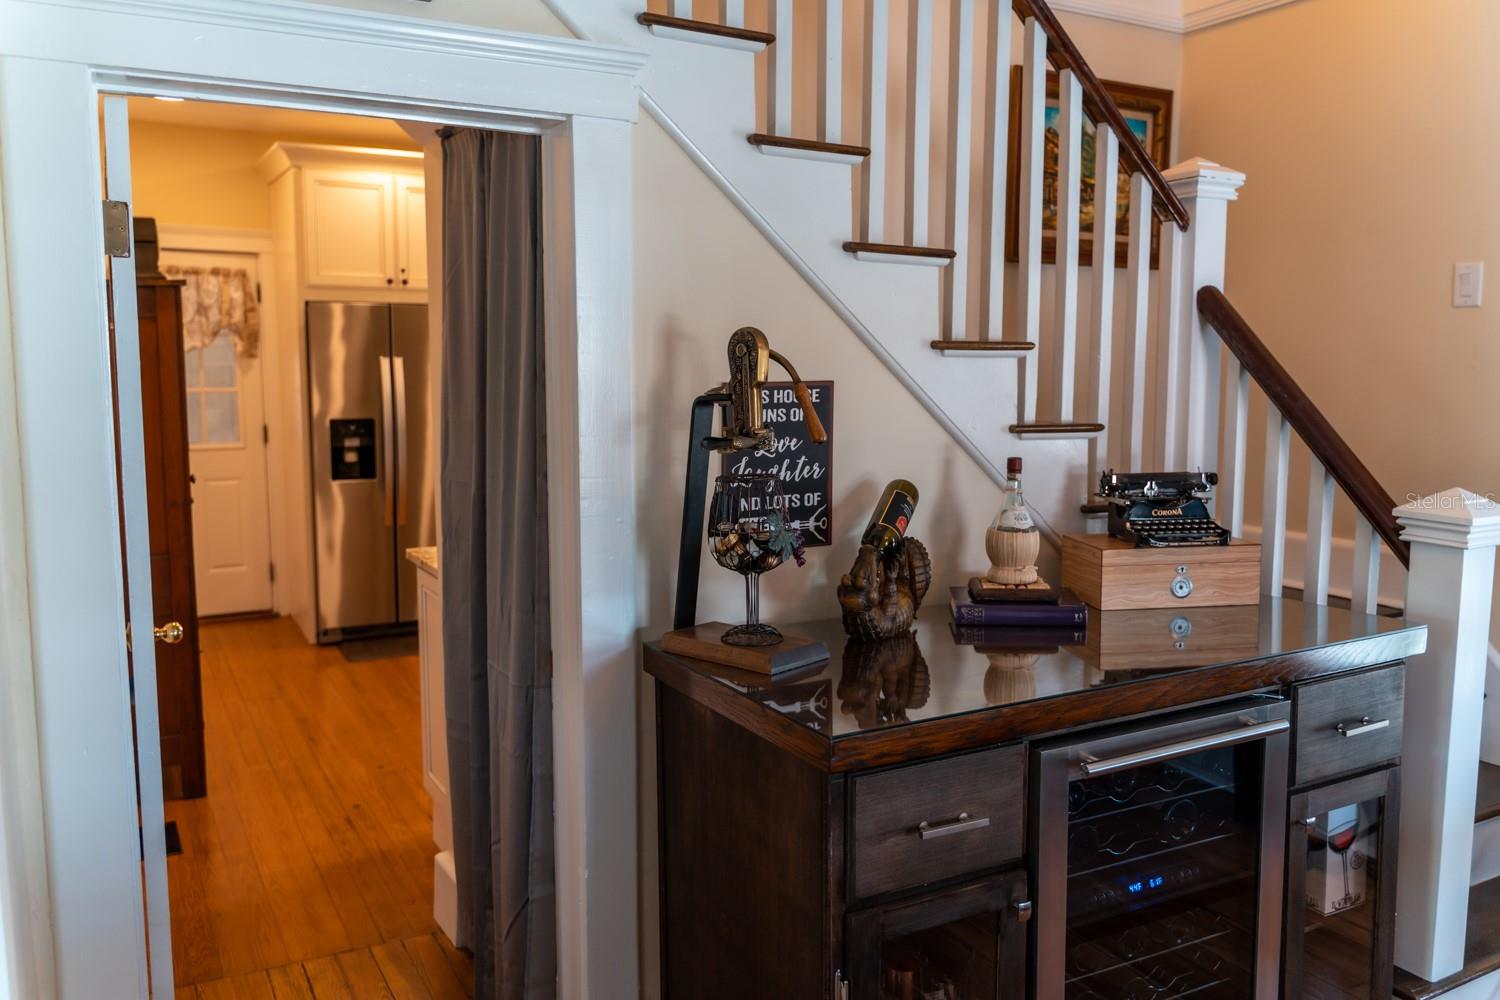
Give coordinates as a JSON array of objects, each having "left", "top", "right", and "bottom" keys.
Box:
[{"left": 541, "top": 0, "right": 1500, "bottom": 992}]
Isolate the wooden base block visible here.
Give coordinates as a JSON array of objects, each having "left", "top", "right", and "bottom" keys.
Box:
[
  {"left": 968, "top": 577, "right": 1060, "bottom": 604},
  {"left": 660, "top": 622, "right": 830, "bottom": 675}
]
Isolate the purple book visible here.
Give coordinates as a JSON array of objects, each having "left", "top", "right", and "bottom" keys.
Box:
[{"left": 948, "top": 587, "right": 1088, "bottom": 627}]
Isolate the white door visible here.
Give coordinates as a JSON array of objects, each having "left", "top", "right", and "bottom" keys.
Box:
[{"left": 158, "top": 248, "right": 275, "bottom": 616}]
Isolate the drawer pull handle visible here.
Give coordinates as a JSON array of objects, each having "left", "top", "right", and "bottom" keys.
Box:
[
  {"left": 917, "top": 812, "right": 991, "bottom": 840},
  {"left": 1337, "top": 717, "right": 1390, "bottom": 738}
]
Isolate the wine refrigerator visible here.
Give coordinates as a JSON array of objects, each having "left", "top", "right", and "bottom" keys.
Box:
[{"left": 1032, "top": 698, "right": 1291, "bottom": 999}]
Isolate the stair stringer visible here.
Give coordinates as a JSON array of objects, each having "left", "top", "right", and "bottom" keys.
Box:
[{"left": 543, "top": 0, "right": 1091, "bottom": 541}]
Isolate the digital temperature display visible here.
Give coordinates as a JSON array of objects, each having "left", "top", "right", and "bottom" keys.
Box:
[{"left": 1127, "top": 875, "right": 1166, "bottom": 895}]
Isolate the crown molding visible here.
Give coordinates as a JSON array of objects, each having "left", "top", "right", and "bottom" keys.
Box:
[
  {"left": 1182, "top": 0, "right": 1303, "bottom": 31},
  {"left": 1047, "top": 0, "right": 1304, "bottom": 34}
]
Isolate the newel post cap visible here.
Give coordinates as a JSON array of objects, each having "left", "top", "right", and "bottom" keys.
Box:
[
  {"left": 1395, "top": 487, "right": 1500, "bottom": 550},
  {"left": 1163, "top": 157, "right": 1246, "bottom": 202}
]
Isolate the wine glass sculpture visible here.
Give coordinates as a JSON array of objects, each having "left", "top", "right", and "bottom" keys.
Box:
[{"left": 707, "top": 473, "right": 803, "bottom": 646}]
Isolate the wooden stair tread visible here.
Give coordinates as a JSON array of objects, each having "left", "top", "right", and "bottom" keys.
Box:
[
  {"left": 842, "top": 241, "right": 956, "bottom": 259},
  {"left": 1479, "top": 761, "right": 1500, "bottom": 824},
  {"left": 748, "top": 134, "right": 870, "bottom": 158},
  {"left": 1080, "top": 501, "right": 1109, "bottom": 515},
  {"left": 636, "top": 12, "right": 775, "bottom": 46},
  {"left": 930, "top": 340, "right": 1035, "bottom": 352},
  {"left": 1394, "top": 875, "right": 1500, "bottom": 998},
  {"left": 1009, "top": 422, "right": 1105, "bottom": 434}
]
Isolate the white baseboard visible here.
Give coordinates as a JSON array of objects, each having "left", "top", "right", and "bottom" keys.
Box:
[
  {"left": 1431, "top": 967, "right": 1500, "bottom": 1000},
  {"left": 1475, "top": 815, "right": 1500, "bottom": 887},
  {"left": 434, "top": 850, "right": 463, "bottom": 948}
]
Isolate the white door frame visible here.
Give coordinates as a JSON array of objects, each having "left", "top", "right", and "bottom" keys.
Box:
[
  {"left": 156, "top": 227, "right": 285, "bottom": 615},
  {"left": 0, "top": 3, "right": 645, "bottom": 997}
]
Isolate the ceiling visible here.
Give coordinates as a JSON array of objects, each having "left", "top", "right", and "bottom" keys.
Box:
[{"left": 125, "top": 96, "right": 421, "bottom": 149}]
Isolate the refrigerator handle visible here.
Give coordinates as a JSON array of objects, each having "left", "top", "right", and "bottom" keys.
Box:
[
  {"left": 378, "top": 354, "right": 395, "bottom": 527},
  {"left": 393, "top": 355, "right": 409, "bottom": 526}
]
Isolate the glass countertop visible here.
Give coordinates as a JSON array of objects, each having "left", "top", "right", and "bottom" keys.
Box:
[{"left": 658, "top": 597, "right": 1422, "bottom": 743}]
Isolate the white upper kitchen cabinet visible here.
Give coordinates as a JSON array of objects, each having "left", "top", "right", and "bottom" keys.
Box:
[{"left": 259, "top": 143, "right": 428, "bottom": 296}]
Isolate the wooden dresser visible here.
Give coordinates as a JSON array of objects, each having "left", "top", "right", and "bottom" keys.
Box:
[{"left": 647, "top": 597, "right": 1426, "bottom": 999}]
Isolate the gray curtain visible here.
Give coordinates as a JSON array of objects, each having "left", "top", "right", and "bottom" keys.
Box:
[{"left": 440, "top": 127, "right": 556, "bottom": 1000}]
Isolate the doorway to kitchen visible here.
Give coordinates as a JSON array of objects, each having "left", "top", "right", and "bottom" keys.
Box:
[{"left": 110, "top": 95, "right": 462, "bottom": 996}]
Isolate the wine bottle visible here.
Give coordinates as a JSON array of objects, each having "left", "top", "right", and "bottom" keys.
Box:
[{"left": 861, "top": 479, "right": 919, "bottom": 557}]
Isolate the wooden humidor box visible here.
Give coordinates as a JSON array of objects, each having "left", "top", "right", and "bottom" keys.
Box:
[
  {"left": 1083, "top": 604, "right": 1262, "bottom": 672},
  {"left": 1061, "top": 533, "right": 1261, "bottom": 611}
]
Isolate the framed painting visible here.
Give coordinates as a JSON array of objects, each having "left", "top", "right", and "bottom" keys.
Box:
[{"left": 1005, "top": 70, "right": 1174, "bottom": 269}]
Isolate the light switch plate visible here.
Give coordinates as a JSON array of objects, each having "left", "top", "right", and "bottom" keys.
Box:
[{"left": 1455, "top": 262, "right": 1484, "bottom": 308}]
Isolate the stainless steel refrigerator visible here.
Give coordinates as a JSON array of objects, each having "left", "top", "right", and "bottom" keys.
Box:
[{"left": 306, "top": 302, "right": 435, "bottom": 642}]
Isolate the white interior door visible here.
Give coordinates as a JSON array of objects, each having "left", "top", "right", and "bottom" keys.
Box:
[
  {"left": 101, "top": 94, "right": 175, "bottom": 999},
  {"left": 158, "top": 249, "right": 275, "bottom": 616}
]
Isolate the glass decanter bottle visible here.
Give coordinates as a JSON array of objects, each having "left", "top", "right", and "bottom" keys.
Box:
[{"left": 984, "top": 456, "right": 1040, "bottom": 585}]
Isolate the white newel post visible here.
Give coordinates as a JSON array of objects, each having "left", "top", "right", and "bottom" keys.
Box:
[
  {"left": 1162, "top": 158, "right": 1245, "bottom": 473},
  {"left": 1393, "top": 488, "right": 1500, "bottom": 981}
]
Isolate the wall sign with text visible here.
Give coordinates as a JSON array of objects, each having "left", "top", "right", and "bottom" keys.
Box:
[{"left": 723, "top": 381, "right": 834, "bottom": 547}]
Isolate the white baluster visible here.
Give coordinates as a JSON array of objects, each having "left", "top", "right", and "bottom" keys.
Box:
[
  {"left": 1015, "top": 17, "right": 1046, "bottom": 423},
  {"left": 1051, "top": 70, "right": 1084, "bottom": 422},
  {"left": 724, "top": 0, "right": 743, "bottom": 27},
  {"left": 1086, "top": 127, "right": 1119, "bottom": 484},
  {"left": 942, "top": 0, "right": 975, "bottom": 340},
  {"left": 1220, "top": 358, "right": 1250, "bottom": 537},
  {"left": 1261, "top": 407, "right": 1291, "bottom": 596},
  {"left": 862, "top": 0, "right": 889, "bottom": 243},
  {"left": 1155, "top": 223, "right": 1185, "bottom": 469},
  {"left": 673, "top": 0, "right": 692, "bottom": 18},
  {"left": 1350, "top": 514, "right": 1381, "bottom": 616},
  {"left": 982, "top": 4, "right": 1012, "bottom": 341},
  {"left": 1303, "top": 457, "right": 1334, "bottom": 605},
  {"left": 904, "top": 0, "right": 933, "bottom": 246},
  {"left": 1121, "top": 172, "right": 1151, "bottom": 469},
  {"left": 819, "top": 0, "right": 842, "bottom": 142},
  {"left": 770, "top": 0, "right": 794, "bottom": 136}
]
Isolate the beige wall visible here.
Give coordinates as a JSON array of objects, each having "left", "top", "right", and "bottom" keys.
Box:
[{"left": 1180, "top": 0, "right": 1500, "bottom": 613}]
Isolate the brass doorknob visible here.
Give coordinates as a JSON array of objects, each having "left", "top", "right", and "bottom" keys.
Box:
[{"left": 153, "top": 621, "right": 185, "bottom": 645}]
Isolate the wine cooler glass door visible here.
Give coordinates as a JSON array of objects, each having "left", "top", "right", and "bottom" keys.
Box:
[
  {"left": 1283, "top": 767, "right": 1399, "bottom": 999},
  {"left": 846, "top": 871, "right": 1030, "bottom": 1000},
  {"left": 1033, "top": 699, "right": 1291, "bottom": 1000}
]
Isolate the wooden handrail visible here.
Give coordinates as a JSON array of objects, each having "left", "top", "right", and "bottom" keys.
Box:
[
  {"left": 1011, "top": 0, "right": 1190, "bottom": 232},
  {"left": 1198, "top": 287, "right": 1410, "bottom": 568}
]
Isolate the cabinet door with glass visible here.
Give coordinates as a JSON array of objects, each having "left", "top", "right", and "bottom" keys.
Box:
[
  {"left": 845, "top": 870, "right": 1030, "bottom": 1000},
  {"left": 1283, "top": 767, "right": 1400, "bottom": 999}
]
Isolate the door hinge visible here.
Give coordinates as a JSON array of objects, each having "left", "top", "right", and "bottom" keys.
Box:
[
  {"left": 262, "top": 423, "right": 269, "bottom": 444},
  {"left": 268, "top": 561, "right": 276, "bottom": 583},
  {"left": 255, "top": 281, "right": 262, "bottom": 303},
  {"left": 103, "top": 200, "right": 132, "bottom": 258}
]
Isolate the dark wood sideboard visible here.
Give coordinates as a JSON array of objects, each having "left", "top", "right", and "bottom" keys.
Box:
[{"left": 647, "top": 597, "right": 1426, "bottom": 999}]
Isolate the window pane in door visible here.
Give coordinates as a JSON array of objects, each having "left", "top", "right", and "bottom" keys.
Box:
[
  {"left": 186, "top": 394, "right": 203, "bottom": 445},
  {"left": 1299, "top": 795, "right": 1382, "bottom": 998},
  {"left": 201, "top": 391, "right": 239, "bottom": 444},
  {"left": 201, "top": 332, "right": 237, "bottom": 388}
]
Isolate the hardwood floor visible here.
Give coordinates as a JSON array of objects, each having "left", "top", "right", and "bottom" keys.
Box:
[{"left": 164, "top": 617, "right": 470, "bottom": 997}]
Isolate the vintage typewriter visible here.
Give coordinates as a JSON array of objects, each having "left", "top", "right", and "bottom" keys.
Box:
[{"left": 1098, "top": 470, "right": 1232, "bottom": 547}]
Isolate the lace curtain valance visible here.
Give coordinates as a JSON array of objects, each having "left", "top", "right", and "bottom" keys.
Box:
[{"left": 163, "top": 265, "right": 261, "bottom": 358}]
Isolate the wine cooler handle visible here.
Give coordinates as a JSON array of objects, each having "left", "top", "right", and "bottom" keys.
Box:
[
  {"left": 916, "top": 812, "right": 991, "bottom": 840},
  {"left": 1336, "top": 716, "right": 1389, "bottom": 737},
  {"left": 1078, "top": 718, "right": 1290, "bottom": 777}
]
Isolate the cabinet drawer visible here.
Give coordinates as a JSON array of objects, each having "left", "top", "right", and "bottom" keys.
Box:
[
  {"left": 1294, "top": 666, "right": 1404, "bottom": 786},
  {"left": 851, "top": 745, "right": 1024, "bottom": 900}
]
